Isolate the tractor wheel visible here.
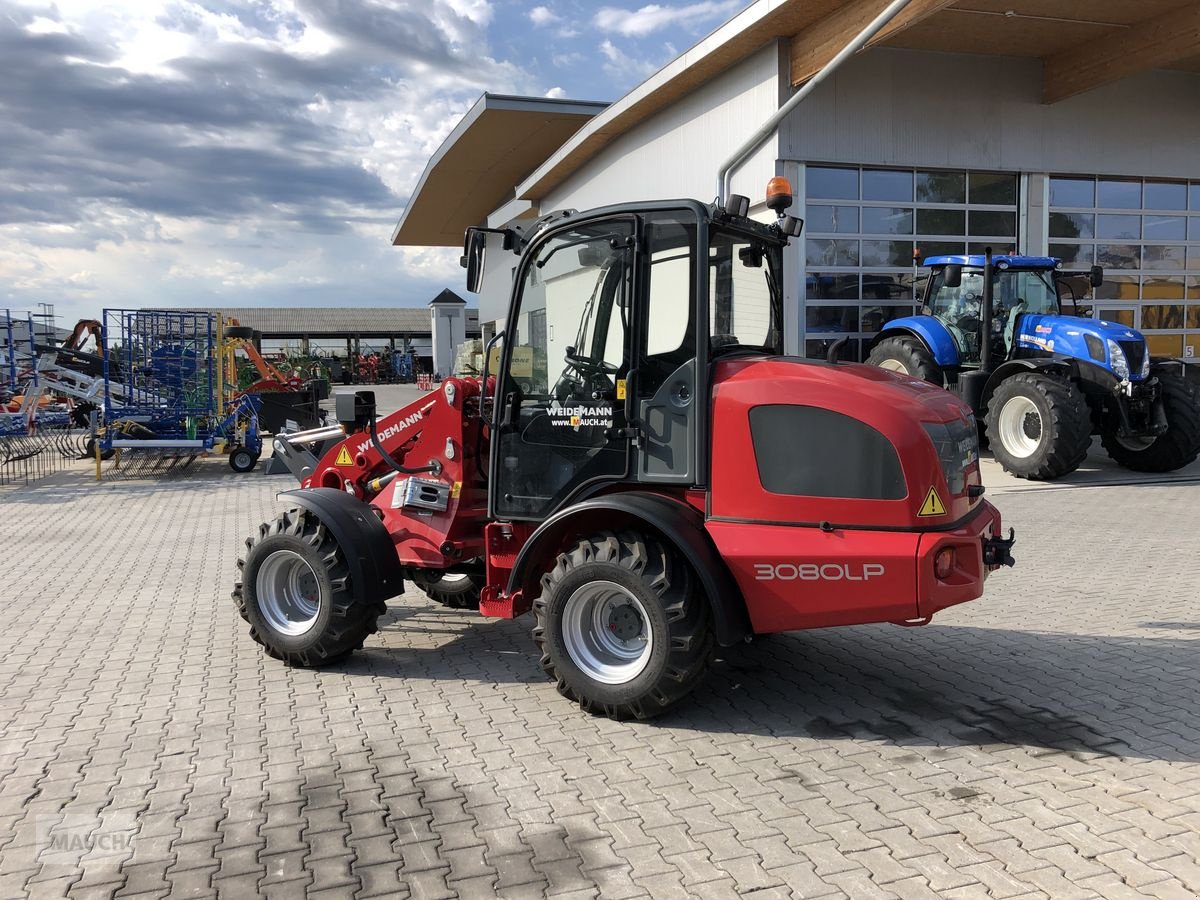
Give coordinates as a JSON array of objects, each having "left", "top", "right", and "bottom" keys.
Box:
[
  {"left": 866, "top": 336, "right": 943, "bottom": 385},
  {"left": 224, "top": 325, "right": 254, "bottom": 340},
  {"left": 985, "top": 373, "right": 1092, "bottom": 479},
  {"left": 1100, "top": 374, "right": 1200, "bottom": 473},
  {"left": 533, "top": 531, "right": 713, "bottom": 720},
  {"left": 233, "top": 508, "right": 382, "bottom": 666},
  {"left": 229, "top": 447, "right": 260, "bottom": 473},
  {"left": 410, "top": 570, "right": 483, "bottom": 610}
]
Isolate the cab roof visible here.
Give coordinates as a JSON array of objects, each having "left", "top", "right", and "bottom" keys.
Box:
[{"left": 923, "top": 254, "right": 1060, "bottom": 269}]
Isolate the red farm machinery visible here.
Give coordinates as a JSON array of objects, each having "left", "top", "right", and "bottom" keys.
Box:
[{"left": 234, "top": 184, "right": 1015, "bottom": 719}]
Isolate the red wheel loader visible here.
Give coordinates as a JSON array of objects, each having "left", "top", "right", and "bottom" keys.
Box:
[{"left": 234, "top": 182, "right": 1015, "bottom": 719}]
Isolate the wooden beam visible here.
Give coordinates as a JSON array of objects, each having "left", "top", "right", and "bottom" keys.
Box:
[
  {"left": 1043, "top": 2, "right": 1200, "bottom": 104},
  {"left": 789, "top": 0, "right": 957, "bottom": 87}
]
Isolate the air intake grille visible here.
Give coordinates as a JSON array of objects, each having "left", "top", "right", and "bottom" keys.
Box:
[{"left": 1118, "top": 340, "right": 1145, "bottom": 375}]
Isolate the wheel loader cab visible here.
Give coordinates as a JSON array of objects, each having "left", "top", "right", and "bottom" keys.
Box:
[{"left": 489, "top": 202, "right": 784, "bottom": 521}]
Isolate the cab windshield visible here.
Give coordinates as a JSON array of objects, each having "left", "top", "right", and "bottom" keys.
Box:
[{"left": 994, "top": 269, "right": 1059, "bottom": 316}]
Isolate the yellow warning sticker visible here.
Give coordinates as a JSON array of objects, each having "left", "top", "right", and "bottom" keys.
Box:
[
  {"left": 918, "top": 487, "right": 947, "bottom": 517},
  {"left": 616, "top": 379, "right": 627, "bottom": 401},
  {"left": 451, "top": 481, "right": 462, "bottom": 499},
  {"left": 334, "top": 446, "right": 354, "bottom": 467}
]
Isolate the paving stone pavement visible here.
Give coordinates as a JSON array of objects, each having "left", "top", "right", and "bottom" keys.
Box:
[{"left": 2, "top": 458, "right": 1199, "bottom": 899}]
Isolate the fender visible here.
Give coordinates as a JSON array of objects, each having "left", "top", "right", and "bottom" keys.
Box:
[
  {"left": 506, "top": 491, "right": 752, "bottom": 647},
  {"left": 279, "top": 488, "right": 405, "bottom": 606},
  {"left": 874, "top": 317, "right": 960, "bottom": 367},
  {"left": 981, "top": 356, "right": 1079, "bottom": 408}
]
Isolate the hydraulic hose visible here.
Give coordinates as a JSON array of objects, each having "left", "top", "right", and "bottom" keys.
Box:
[{"left": 368, "top": 410, "right": 440, "bottom": 477}]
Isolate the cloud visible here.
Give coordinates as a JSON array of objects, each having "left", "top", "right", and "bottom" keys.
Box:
[
  {"left": 0, "top": 0, "right": 533, "bottom": 319},
  {"left": 598, "top": 39, "right": 661, "bottom": 83},
  {"left": 593, "top": 1, "right": 743, "bottom": 38},
  {"left": 544, "top": 86, "right": 567, "bottom": 99},
  {"left": 529, "top": 5, "right": 560, "bottom": 27}
]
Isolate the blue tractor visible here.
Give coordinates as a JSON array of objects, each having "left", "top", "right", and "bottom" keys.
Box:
[{"left": 866, "top": 251, "right": 1200, "bottom": 479}]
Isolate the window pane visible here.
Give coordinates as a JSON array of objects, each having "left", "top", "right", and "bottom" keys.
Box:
[
  {"left": 1144, "top": 182, "right": 1187, "bottom": 210},
  {"left": 1190, "top": 277, "right": 1200, "bottom": 300},
  {"left": 862, "top": 207, "right": 914, "bottom": 235},
  {"left": 862, "top": 169, "right": 913, "bottom": 202},
  {"left": 1098, "top": 178, "right": 1142, "bottom": 209},
  {"left": 1192, "top": 184, "right": 1200, "bottom": 211},
  {"left": 1146, "top": 334, "right": 1183, "bottom": 356},
  {"left": 1142, "top": 245, "right": 1186, "bottom": 270},
  {"left": 861, "top": 240, "right": 914, "bottom": 267},
  {"left": 806, "top": 306, "right": 859, "bottom": 332},
  {"left": 916, "top": 171, "right": 966, "bottom": 203},
  {"left": 1189, "top": 304, "right": 1200, "bottom": 328},
  {"left": 1096, "top": 214, "right": 1141, "bottom": 240},
  {"left": 916, "top": 208, "right": 965, "bottom": 235},
  {"left": 1049, "top": 212, "right": 1094, "bottom": 239},
  {"left": 1144, "top": 215, "right": 1186, "bottom": 240},
  {"left": 1190, "top": 217, "right": 1200, "bottom": 240},
  {"left": 1097, "top": 244, "right": 1141, "bottom": 270},
  {"left": 1098, "top": 307, "right": 1137, "bottom": 327},
  {"left": 968, "top": 242, "right": 1019, "bottom": 257},
  {"left": 862, "top": 273, "right": 914, "bottom": 301},
  {"left": 861, "top": 305, "right": 914, "bottom": 332},
  {"left": 1049, "top": 243, "right": 1094, "bottom": 267},
  {"left": 917, "top": 241, "right": 965, "bottom": 262},
  {"left": 1192, "top": 247, "right": 1200, "bottom": 270},
  {"left": 807, "top": 238, "right": 859, "bottom": 267},
  {"left": 808, "top": 167, "right": 858, "bottom": 200},
  {"left": 807, "top": 273, "right": 859, "bottom": 300},
  {"left": 806, "top": 205, "right": 859, "bottom": 234},
  {"left": 1142, "top": 278, "right": 1185, "bottom": 300},
  {"left": 750, "top": 405, "right": 906, "bottom": 500},
  {"left": 1094, "top": 274, "right": 1139, "bottom": 300},
  {"left": 1050, "top": 177, "right": 1094, "bottom": 208},
  {"left": 969, "top": 172, "right": 1017, "bottom": 205},
  {"left": 968, "top": 210, "right": 1016, "bottom": 236}
]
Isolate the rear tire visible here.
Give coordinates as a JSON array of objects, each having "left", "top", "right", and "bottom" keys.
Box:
[
  {"left": 866, "top": 336, "right": 943, "bottom": 385},
  {"left": 233, "top": 508, "right": 382, "bottom": 666},
  {"left": 533, "top": 531, "right": 713, "bottom": 720},
  {"left": 224, "top": 325, "right": 254, "bottom": 340},
  {"left": 1100, "top": 374, "right": 1200, "bottom": 473},
  {"left": 985, "top": 373, "right": 1092, "bottom": 479},
  {"left": 410, "top": 570, "right": 483, "bottom": 610}
]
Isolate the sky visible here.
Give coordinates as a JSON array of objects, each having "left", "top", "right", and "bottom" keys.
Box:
[{"left": 0, "top": 0, "right": 753, "bottom": 324}]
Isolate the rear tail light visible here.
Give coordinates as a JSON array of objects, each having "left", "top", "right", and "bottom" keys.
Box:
[
  {"left": 923, "top": 417, "right": 978, "bottom": 496},
  {"left": 934, "top": 547, "right": 956, "bottom": 580}
]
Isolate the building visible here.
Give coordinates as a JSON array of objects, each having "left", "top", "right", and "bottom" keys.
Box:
[
  {"left": 393, "top": 0, "right": 1200, "bottom": 364},
  {"left": 204, "top": 300, "right": 480, "bottom": 373}
]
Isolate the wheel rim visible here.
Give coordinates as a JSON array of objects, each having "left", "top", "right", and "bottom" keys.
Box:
[
  {"left": 878, "top": 359, "right": 909, "bottom": 373},
  {"left": 256, "top": 550, "right": 321, "bottom": 636},
  {"left": 439, "top": 573, "right": 469, "bottom": 585},
  {"left": 997, "top": 395, "right": 1044, "bottom": 459},
  {"left": 561, "top": 580, "right": 653, "bottom": 685},
  {"left": 1114, "top": 434, "right": 1156, "bottom": 452},
  {"left": 234, "top": 451, "right": 251, "bottom": 468}
]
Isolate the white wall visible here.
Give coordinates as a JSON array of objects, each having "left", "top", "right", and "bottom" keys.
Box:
[
  {"left": 540, "top": 41, "right": 785, "bottom": 215},
  {"left": 780, "top": 48, "right": 1200, "bottom": 180}
]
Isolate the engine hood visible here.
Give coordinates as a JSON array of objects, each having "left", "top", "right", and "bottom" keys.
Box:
[{"left": 1016, "top": 315, "right": 1148, "bottom": 380}]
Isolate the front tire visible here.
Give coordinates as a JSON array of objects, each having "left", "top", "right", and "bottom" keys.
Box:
[
  {"left": 985, "top": 373, "right": 1092, "bottom": 479},
  {"left": 229, "top": 447, "right": 259, "bottom": 472},
  {"left": 533, "top": 531, "right": 713, "bottom": 720},
  {"left": 866, "top": 336, "right": 943, "bottom": 385},
  {"left": 232, "top": 509, "right": 382, "bottom": 666},
  {"left": 1100, "top": 374, "right": 1200, "bottom": 473}
]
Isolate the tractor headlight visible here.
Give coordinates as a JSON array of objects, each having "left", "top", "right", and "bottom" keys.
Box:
[
  {"left": 1106, "top": 339, "right": 1129, "bottom": 380},
  {"left": 1140, "top": 349, "right": 1151, "bottom": 378}
]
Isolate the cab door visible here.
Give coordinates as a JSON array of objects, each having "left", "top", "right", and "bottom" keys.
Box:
[{"left": 491, "top": 218, "right": 636, "bottom": 521}]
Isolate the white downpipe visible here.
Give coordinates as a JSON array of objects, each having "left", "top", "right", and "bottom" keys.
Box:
[{"left": 716, "top": 0, "right": 915, "bottom": 204}]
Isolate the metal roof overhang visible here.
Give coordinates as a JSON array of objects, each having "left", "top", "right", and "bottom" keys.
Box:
[{"left": 390, "top": 94, "right": 607, "bottom": 248}]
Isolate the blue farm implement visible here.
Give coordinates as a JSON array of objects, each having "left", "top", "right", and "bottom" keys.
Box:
[
  {"left": 97, "top": 309, "right": 264, "bottom": 476},
  {"left": 866, "top": 252, "right": 1200, "bottom": 479}
]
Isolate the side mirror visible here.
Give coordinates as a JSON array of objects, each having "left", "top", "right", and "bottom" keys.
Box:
[
  {"left": 462, "top": 227, "right": 487, "bottom": 293},
  {"left": 943, "top": 264, "right": 963, "bottom": 289},
  {"left": 1090, "top": 265, "right": 1104, "bottom": 288}
]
